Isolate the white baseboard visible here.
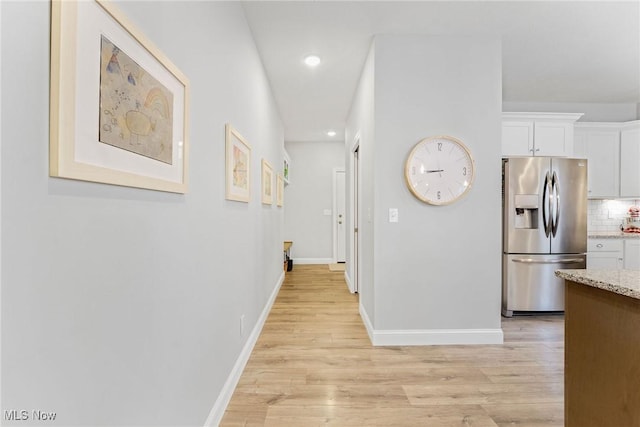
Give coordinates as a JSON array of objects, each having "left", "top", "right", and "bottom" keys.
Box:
[
  {"left": 344, "top": 272, "right": 353, "bottom": 293},
  {"left": 203, "top": 271, "right": 285, "bottom": 427},
  {"left": 359, "top": 302, "right": 504, "bottom": 346},
  {"left": 293, "top": 257, "right": 333, "bottom": 265},
  {"left": 360, "top": 302, "right": 375, "bottom": 343}
]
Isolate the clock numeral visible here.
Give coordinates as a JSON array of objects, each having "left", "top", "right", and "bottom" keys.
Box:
[
  {"left": 437, "top": 191, "right": 441, "bottom": 200},
  {"left": 437, "top": 142, "right": 443, "bottom": 152},
  {"left": 462, "top": 167, "right": 467, "bottom": 176}
]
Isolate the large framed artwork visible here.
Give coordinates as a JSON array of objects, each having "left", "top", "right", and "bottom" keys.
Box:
[
  {"left": 225, "top": 124, "right": 251, "bottom": 202},
  {"left": 50, "top": 0, "right": 190, "bottom": 193},
  {"left": 261, "top": 159, "right": 273, "bottom": 205},
  {"left": 276, "top": 174, "right": 284, "bottom": 207}
]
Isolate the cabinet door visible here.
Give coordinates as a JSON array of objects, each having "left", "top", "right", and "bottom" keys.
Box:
[
  {"left": 572, "top": 131, "right": 587, "bottom": 159},
  {"left": 587, "top": 253, "right": 623, "bottom": 269},
  {"left": 534, "top": 122, "right": 573, "bottom": 157},
  {"left": 583, "top": 130, "right": 620, "bottom": 198},
  {"left": 502, "top": 121, "right": 533, "bottom": 156},
  {"left": 624, "top": 240, "right": 640, "bottom": 270},
  {"left": 620, "top": 127, "right": 640, "bottom": 198}
]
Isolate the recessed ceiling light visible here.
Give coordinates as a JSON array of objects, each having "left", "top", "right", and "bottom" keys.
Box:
[
  {"left": 327, "top": 130, "right": 337, "bottom": 137},
  {"left": 304, "top": 55, "right": 321, "bottom": 67}
]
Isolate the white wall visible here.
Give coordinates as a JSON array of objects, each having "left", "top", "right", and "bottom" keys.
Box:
[
  {"left": 345, "top": 43, "right": 376, "bottom": 317},
  {"left": 284, "top": 141, "right": 344, "bottom": 263},
  {"left": 348, "top": 35, "right": 503, "bottom": 345},
  {"left": 503, "top": 101, "right": 638, "bottom": 122},
  {"left": 1, "top": 2, "right": 283, "bottom": 426}
]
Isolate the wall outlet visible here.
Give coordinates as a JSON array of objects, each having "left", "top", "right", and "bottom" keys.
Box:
[{"left": 240, "top": 315, "right": 245, "bottom": 337}]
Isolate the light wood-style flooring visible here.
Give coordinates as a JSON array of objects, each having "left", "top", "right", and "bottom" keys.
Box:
[{"left": 220, "top": 265, "right": 564, "bottom": 426}]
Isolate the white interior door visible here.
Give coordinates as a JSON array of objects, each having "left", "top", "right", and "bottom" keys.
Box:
[{"left": 334, "top": 169, "right": 346, "bottom": 262}]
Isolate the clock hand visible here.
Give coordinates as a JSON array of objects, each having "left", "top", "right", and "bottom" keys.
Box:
[{"left": 425, "top": 169, "right": 444, "bottom": 173}]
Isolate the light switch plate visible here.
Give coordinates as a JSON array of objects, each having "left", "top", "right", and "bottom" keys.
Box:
[{"left": 389, "top": 208, "right": 398, "bottom": 223}]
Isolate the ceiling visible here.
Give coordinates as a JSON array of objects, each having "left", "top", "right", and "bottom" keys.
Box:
[{"left": 241, "top": 1, "right": 640, "bottom": 142}]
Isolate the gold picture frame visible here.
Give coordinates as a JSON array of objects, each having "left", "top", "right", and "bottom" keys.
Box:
[
  {"left": 225, "top": 124, "right": 251, "bottom": 202},
  {"left": 49, "top": 0, "right": 190, "bottom": 193},
  {"left": 261, "top": 159, "right": 273, "bottom": 205},
  {"left": 276, "top": 174, "right": 284, "bottom": 207}
]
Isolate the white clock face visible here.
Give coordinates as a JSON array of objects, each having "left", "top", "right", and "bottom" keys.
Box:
[{"left": 404, "top": 135, "right": 475, "bottom": 205}]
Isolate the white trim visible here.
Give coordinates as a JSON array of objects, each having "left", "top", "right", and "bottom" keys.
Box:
[
  {"left": 348, "top": 135, "right": 360, "bottom": 294},
  {"left": 332, "top": 167, "right": 346, "bottom": 263},
  {"left": 293, "top": 258, "right": 333, "bottom": 265},
  {"left": 332, "top": 168, "right": 338, "bottom": 263},
  {"left": 359, "top": 303, "right": 504, "bottom": 346},
  {"left": 203, "top": 271, "right": 285, "bottom": 427},
  {"left": 370, "top": 328, "right": 504, "bottom": 346},
  {"left": 574, "top": 122, "right": 626, "bottom": 130},
  {"left": 359, "top": 302, "right": 375, "bottom": 343},
  {"left": 502, "top": 112, "right": 584, "bottom": 122},
  {"left": 620, "top": 120, "right": 640, "bottom": 130},
  {"left": 344, "top": 272, "right": 354, "bottom": 294},
  {"left": 350, "top": 132, "right": 361, "bottom": 153}
]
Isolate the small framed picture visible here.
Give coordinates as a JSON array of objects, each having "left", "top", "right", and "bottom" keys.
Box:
[
  {"left": 261, "top": 159, "right": 273, "bottom": 205},
  {"left": 225, "top": 124, "right": 251, "bottom": 202}
]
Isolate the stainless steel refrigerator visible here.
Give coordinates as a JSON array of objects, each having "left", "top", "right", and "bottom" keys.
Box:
[{"left": 502, "top": 157, "right": 587, "bottom": 317}]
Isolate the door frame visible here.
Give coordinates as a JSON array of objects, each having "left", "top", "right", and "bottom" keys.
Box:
[
  {"left": 348, "top": 135, "right": 360, "bottom": 293},
  {"left": 332, "top": 168, "right": 346, "bottom": 263},
  {"left": 0, "top": 1, "right": 3, "bottom": 406}
]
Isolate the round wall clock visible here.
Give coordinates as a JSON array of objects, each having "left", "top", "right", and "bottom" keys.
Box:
[{"left": 404, "top": 135, "right": 475, "bottom": 205}]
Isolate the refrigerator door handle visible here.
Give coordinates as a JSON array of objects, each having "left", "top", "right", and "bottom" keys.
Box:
[
  {"left": 512, "top": 258, "right": 585, "bottom": 264},
  {"left": 542, "top": 172, "right": 552, "bottom": 237},
  {"left": 551, "top": 171, "right": 560, "bottom": 237}
]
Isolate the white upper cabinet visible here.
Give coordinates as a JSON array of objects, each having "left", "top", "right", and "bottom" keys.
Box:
[
  {"left": 620, "top": 122, "right": 640, "bottom": 198},
  {"left": 533, "top": 121, "right": 575, "bottom": 156},
  {"left": 502, "top": 112, "right": 583, "bottom": 157},
  {"left": 502, "top": 120, "right": 534, "bottom": 156},
  {"left": 575, "top": 120, "right": 640, "bottom": 199},
  {"left": 574, "top": 123, "right": 620, "bottom": 198}
]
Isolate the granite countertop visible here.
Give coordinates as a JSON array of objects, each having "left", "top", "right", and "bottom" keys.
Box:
[
  {"left": 588, "top": 231, "right": 640, "bottom": 239},
  {"left": 555, "top": 269, "right": 640, "bottom": 300}
]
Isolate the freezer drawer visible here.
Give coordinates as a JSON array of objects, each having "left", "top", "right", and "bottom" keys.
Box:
[{"left": 502, "top": 253, "right": 586, "bottom": 317}]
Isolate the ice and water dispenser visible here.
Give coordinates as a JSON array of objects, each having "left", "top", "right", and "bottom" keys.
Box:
[{"left": 514, "top": 194, "right": 538, "bottom": 229}]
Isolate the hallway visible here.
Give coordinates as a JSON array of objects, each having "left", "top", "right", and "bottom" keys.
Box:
[{"left": 220, "top": 265, "right": 564, "bottom": 426}]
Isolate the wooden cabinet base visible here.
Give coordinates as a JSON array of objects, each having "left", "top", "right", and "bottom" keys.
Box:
[{"left": 565, "top": 280, "right": 640, "bottom": 427}]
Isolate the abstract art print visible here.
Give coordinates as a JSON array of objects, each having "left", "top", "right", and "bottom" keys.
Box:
[
  {"left": 99, "top": 36, "right": 174, "bottom": 164},
  {"left": 49, "top": 0, "right": 189, "bottom": 193},
  {"left": 225, "top": 124, "right": 251, "bottom": 202}
]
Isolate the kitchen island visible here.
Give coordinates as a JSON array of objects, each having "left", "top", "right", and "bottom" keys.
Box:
[{"left": 555, "top": 269, "right": 640, "bottom": 427}]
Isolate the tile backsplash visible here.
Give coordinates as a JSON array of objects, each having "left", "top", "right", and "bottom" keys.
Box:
[{"left": 588, "top": 199, "right": 640, "bottom": 232}]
